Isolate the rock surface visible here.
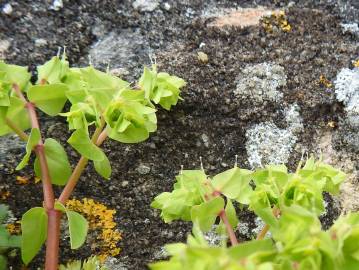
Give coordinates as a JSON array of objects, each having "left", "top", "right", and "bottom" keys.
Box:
[{"left": 0, "top": 1, "right": 358, "bottom": 269}]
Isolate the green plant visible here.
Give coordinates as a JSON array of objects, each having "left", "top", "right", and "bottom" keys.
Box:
[
  {"left": 0, "top": 204, "right": 21, "bottom": 270},
  {"left": 0, "top": 51, "right": 185, "bottom": 269},
  {"left": 150, "top": 158, "right": 359, "bottom": 270}
]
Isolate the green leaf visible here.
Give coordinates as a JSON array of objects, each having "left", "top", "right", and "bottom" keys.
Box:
[
  {"left": 37, "top": 55, "right": 69, "bottom": 84},
  {"left": 151, "top": 170, "right": 207, "bottom": 223},
  {"left": 0, "top": 204, "right": 9, "bottom": 223},
  {"left": 212, "top": 167, "right": 253, "bottom": 204},
  {"left": 0, "top": 61, "right": 31, "bottom": 90},
  {"left": 139, "top": 66, "right": 157, "bottom": 100},
  {"left": 34, "top": 138, "right": 72, "bottom": 185},
  {"left": 16, "top": 128, "right": 40, "bottom": 170},
  {"left": 225, "top": 199, "right": 239, "bottom": 228},
  {"left": 228, "top": 239, "right": 275, "bottom": 259},
  {"left": 67, "top": 129, "right": 104, "bottom": 161},
  {"left": 191, "top": 197, "right": 224, "bottom": 232},
  {"left": 60, "top": 102, "right": 99, "bottom": 131},
  {"left": 0, "top": 97, "right": 30, "bottom": 136},
  {"left": 155, "top": 72, "right": 186, "bottom": 110},
  {"left": 21, "top": 207, "right": 48, "bottom": 264},
  {"left": 55, "top": 202, "right": 88, "bottom": 249},
  {"left": 67, "top": 211, "right": 88, "bottom": 249},
  {"left": 93, "top": 153, "right": 111, "bottom": 179},
  {"left": 0, "top": 255, "right": 7, "bottom": 270},
  {"left": 104, "top": 96, "right": 157, "bottom": 143},
  {"left": 27, "top": 84, "right": 68, "bottom": 116}
]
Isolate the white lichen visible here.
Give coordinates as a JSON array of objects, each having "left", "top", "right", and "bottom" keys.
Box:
[
  {"left": 341, "top": 23, "right": 359, "bottom": 37},
  {"left": 284, "top": 103, "right": 303, "bottom": 133},
  {"left": 235, "top": 62, "right": 286, "bottom": 104},
  {"left": 132, "top": 0, "right": 159, "bottom": 12},
  {"left": 204, "top": 225, "right": 227, "bottom": 246},
  {"left": 334, "top": 67, "right": 359, "bottom": 115},
  {"left": 245, "top": 122, "right": 297, "bottom": 168}
]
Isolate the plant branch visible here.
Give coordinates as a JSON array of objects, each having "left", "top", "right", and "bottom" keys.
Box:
[
  {"left": 219, "top": 210, "right": 238, "bottom": 246},
  {"left": 12, "top": 83, "right": 59, "bottom": 269},
  {"left": 12, "top": 84, "right": 54, "bottom": 209},
  {"left": 256, "top": 207, "right": 280, "bottom": 240},
  {"left": 5, "top": 117, "right": 28, "bottom": 141},
  {"left": 58, "top": 120, "right": 107, "bottom": 204}
]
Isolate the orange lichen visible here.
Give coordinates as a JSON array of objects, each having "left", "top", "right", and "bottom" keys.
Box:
[
  {"left": 262, "top": 11, "right": 291, "bottom": 33},
  {"left": 66, "top": 198, "right": 121, "bottom": 261},
  {"left": 318, "top": 75, "right": 332, "bottom": 88},
  {"left": 16, "top": 175, "right": 29, "bottom": 185},
  {"left": 0, "top": 190, "right": 10, "bottom": 200},
  {"left": 6, "top": 221, "right": 21, "bottom": 234},
  {"left": 354, "top": 59, "right": 359, "bottom": 68}
]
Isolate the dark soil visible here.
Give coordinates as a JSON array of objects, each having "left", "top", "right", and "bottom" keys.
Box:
[{"left": 0, "top": 0, "right": 358, "bottom": 269}]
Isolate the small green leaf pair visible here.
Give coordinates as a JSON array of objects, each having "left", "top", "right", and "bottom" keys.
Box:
[
  {"left": 21, "top": 204, "right": 87, "bottom": 265},
  {"left": 68, "top": 129, "right": 111, "bottom": 179},
  {"left": 16, "top": 130, "right": 72, "bottom": 186}
]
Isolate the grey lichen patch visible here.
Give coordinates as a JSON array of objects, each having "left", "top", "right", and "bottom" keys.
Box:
[
  {"left": 245, "top": 122, "right": 297, "bottom": 169},
  {"left": 104, "top": 257, "right": 128, "bottom": 270},
  {"left": 284, "top": 103, "right": 304, "bottom": 133},
  {"left": 204, "top": 226, "right": 226, "bottom": 246},
  {"left": 234, "top": 62, "right": 286, "bottom": 105},
  {"left": 334, "top": 67, "right": 359, "bottom": 118},
  {"left": 341, "top": 23, "right": 359, "bottom": 37},
  {"left": 334, "top": 67, "right": 359, "bottom": 153}
]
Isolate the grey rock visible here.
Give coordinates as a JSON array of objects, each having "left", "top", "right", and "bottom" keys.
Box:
[
  {"left": 0, "top": 134, "right": 25, "bottom": 162},
  {"left": 2, "top": 3, "right": 12, "bottom": 15},
  {"left": 50, "top": 0, "right": 63, "bottom": 11},
  {"left": 88, "top": 30, "right": 148, "bottom": 74},
  {"left": 35, "top": 38, "right": 48, "bottom": 47},
  {"left": 136, "top": 164, "right": 151, "bottom": 175},
  {"left": 201, "top": 133, "right": 209, "bottom": 147}
]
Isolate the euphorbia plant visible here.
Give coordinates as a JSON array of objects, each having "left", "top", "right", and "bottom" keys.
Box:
[
  {"left": 150, "top": 158, "right": 359, "bottom": 269},
  {"left": 0, "top": 51, "right": 186, "bottom": 269}
]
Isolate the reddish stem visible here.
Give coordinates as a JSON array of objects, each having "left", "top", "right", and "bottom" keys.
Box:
[
  {"left": 219, "top": 209, "right": 238, "bottom": 246},
  {"left": 256, "top": 207, "right": 280, "bottom": 240},
  {"left": 13, "top": 84, "right": 58, "bottom": 269},
  {"left": 13, "top": 84, "right": 54, "bottom": 209},
  {"left": 208, "top": 189, "right": 239, "bottom": 246}
]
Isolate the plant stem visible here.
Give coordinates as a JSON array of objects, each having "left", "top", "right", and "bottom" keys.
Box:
[
  {"left": 12, "top": 84, "right": 54, "bottom": 208},
  {"left": 5, "top": 117, "right": 28, "bottom": 141},
  {"left": 45, "top": 210, "right": 61, "bottom": 270},
  {"left": 256, "top": 207, "right": 280, "bottom": 240},
  {"left": 12, "top": 83, "right": 58, "bottom": 269},
  {"left": 58, "top": 121, "right": 107, "bottom": 204},
  {"left": 219, "top": 210, "right": 238, "bottom": 246},
  {"left": 256, "top": 224, "right": 270, "bottom": 240}
]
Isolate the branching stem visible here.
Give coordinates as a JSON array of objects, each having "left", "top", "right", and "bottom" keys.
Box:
[
  {"left": 58, "top": 119, "right": 107, "bottom": 204},
  {"left": 12, "top": 83, "right": 58, "bottom": 269}
]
